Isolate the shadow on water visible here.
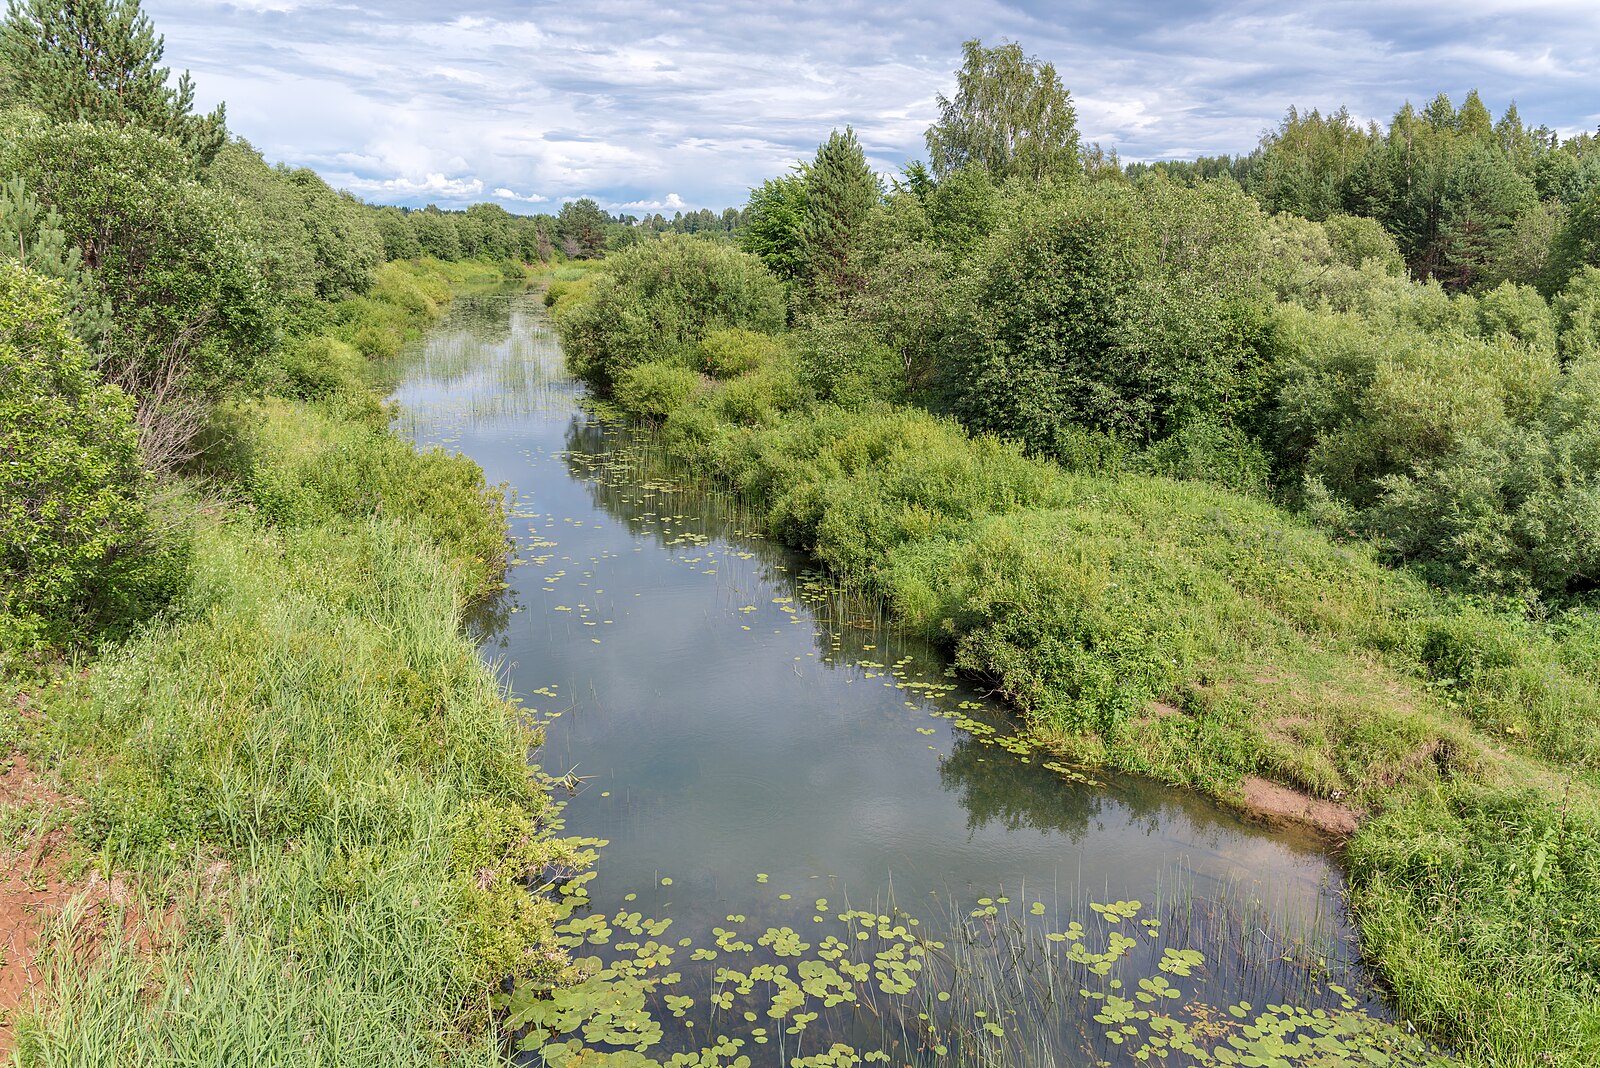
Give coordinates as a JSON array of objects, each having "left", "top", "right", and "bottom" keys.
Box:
[{"left": 391, "top": 286, "right": 1447, "bottom": 1067}]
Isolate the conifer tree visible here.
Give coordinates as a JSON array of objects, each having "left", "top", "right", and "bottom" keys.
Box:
[
  {"left": 0, "top": 0, "right": 226, "bottom": 165},
  {"left": 799, "top": 126, "right": 880, "bottom": 302}
]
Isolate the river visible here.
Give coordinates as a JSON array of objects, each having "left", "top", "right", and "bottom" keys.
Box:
[{"left": 393, "top": 283, "right": 1417, "bottom": 1067}]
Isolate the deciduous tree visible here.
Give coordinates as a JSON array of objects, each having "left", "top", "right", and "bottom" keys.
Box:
[{"left": 925, "top": 38, "right": 1080, "bottom": 184}]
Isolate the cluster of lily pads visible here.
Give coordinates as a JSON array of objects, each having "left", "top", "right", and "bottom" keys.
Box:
[{"left": 498, "top": 868, "right": 1452, "bottom": 1068}]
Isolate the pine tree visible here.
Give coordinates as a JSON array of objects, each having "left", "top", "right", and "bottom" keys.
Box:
[
  {"left": 0, "top": 0, "right": 225, "bottom": 165},
  {"left": 799, "top": 127, "right": 880, "bottom": 302}
]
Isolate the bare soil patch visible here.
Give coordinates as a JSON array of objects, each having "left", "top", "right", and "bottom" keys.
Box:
[{"left": 1240, "top": 774, "right": 1361, "bottom": 838}]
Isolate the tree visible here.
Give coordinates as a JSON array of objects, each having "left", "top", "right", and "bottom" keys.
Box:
[
  {"left": 372, "top": 205, "right": 421, "bottom": 261},
  {"left": 799, "top": 127, "right": 880, "bottom": 302},
  {"left": 0, "top": 174, "right": 109, "bottom": 343},
  {"left": 1244, "top": 106, "right": 1375, "bottom": 220},
  {"left": 411, "top": 207, "right": 461, "bottom": 260},
  {"left": 947, "top": 180, "right": 1271, "bottom": 454},
  {"left": 740, "top": 172, "right": 807, "bottom": 281},
  {"left": 556, "top": 235, "right": 785, "bottom": 397},
  {"left": 557, "top": 197, "right": 608, "bottom": 259},
  {"left": 0, "top": 0, "right": 226, "bottom": 165},
  {"left": 1548, "top": 185, "right": 1600, "bottom": 291},
  {"left": 0, "top": 118, "right": 275, "bottom": 423},
  {"left": 925, "top": 38, "right": 1080, "bottom": 184}
]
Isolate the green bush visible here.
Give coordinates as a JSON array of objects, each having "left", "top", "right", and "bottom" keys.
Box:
[
  {"left": 1272, "top": 300, "right": 1600, "bottom": 596},
  {"left": 275, "top": 335, "right": 366, "bottom": 400},
  {"left": 0, "top": 263, "right": 183, "bottom": 650},
  {"left": 237, "top": 400, "right": 507, "bottom": 599},
  {"left": 1137, "top": 419, "right": 1275, "bottom": 496},
  {"left": 612, "top": 361, "right": 702, "bottom": 421},
  {"left": 948, "top": 179, "right": 1273, "bottom": 452},
  {"left": 696, "top": 327, "right": 782, "bottom": 379},
  {"left": 1554, "top": 266, "right": 1600, "bottom": 359},
  {"left": 0, "top": 118, "right": 276, "bottom": 398},
  {"left": 711, "top": 359, "right": 804, "bottom": 426},
  {"left": 790, "top": 314, "right": 904, "bottom": 408},
  {"left": 557, "top": 235, "right": 785, "bottom": 396}
]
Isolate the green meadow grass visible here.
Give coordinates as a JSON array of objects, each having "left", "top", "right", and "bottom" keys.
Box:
[{"left": 7, "top": 260, "right": 598, "bottom": 1065}]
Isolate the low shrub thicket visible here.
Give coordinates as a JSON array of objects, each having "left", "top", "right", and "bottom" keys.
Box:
[
  {"left": 558, "top": 235, "right": 784, "bottom": 395},
  {"left": 0, "top": 263, "right": 187, "bottom": 653}
]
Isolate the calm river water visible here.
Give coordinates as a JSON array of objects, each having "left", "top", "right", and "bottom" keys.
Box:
[{"left": 393, "top": 284, "right": 1409, "bottom": 1066}]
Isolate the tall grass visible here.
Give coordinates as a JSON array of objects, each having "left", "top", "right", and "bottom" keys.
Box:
[{"left": 12, "top": 260, "right": 586, "bottom": 1064}]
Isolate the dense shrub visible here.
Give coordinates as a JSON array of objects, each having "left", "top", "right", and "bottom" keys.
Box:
[
  {"left": 206, "top": 140, "right": 385, "bottom": 304},
  {"left": 236, "top": 400, "right": 507, "bottom": 599},
  {"left": 696, "top": 327, "right": 782, "bottom": 379},
  {"left": 557, "top": 235, "right": 784, "bottom": 395},
  {"left": 789, "top": 312, "right": 905, "bottom": 407},
  {"left": 1554, "top": 266, "right": 1600, "bottom": 359},
  {"left": 0, "top": 117, "right": 275, "bottom": 398},
  {"left": 275, "top": 335, "right": 366, "bottom": 400},
  {"left": 0, "top": 263, "right": 182, "bottom": 649},
  {"left": 613, "top": 361, "right": 702, "bottom": 420},
  {"left": 1273, "top": 300, "right": 1600, "bottom": 596},
  {"left": 947, "top": 179, "right": 1274, "bottom": 454}
]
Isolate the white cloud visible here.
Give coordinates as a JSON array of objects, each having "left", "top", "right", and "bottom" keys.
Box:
[
  {"left": 147, "top": 0, "right": 1600, "bottom": 207},
  {"left": 343, "top": 172, "right": 486, "bottom": 198},
  {"left": 493, "top": 186, "right": 549, "bottom": 203},
  {"left": 616, "top": 192, "right": 688, "bottom": 212}
]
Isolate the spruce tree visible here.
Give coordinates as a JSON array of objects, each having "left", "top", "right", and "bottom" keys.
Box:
[
  {"left": 0, "top": 0, "right": 226, "bottom": 165},
  {"left": 799, "top": 126, "right": 880, "bottom": 303}
]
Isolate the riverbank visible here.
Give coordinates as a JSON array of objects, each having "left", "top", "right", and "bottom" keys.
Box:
[
  {"left": 0, "top": 260, "right": 590, "bottom": 1063},
  {"left": 550, "top": 269, "right": 1600, "bottom": 1067}
]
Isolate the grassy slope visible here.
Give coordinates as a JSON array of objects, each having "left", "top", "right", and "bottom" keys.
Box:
[
  {"left": 6, "top": 260, "right": 596, "bottom": 1065},
  {"left": 566, "top": 289, "right": 1600, "bottom": 1067}
]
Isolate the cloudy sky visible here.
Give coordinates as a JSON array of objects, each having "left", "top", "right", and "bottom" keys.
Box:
[{"left": 148, "top": 0, "right": 1599, "bottom": 215}]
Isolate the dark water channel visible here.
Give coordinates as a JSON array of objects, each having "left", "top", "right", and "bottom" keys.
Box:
[{"left": 394, "top": 286, "right": 1417, "bottom": 1066}]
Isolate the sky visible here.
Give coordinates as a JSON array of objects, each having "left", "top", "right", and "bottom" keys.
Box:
[{"left": 147, "top": 0, "right": 1600, "bottom": 216}]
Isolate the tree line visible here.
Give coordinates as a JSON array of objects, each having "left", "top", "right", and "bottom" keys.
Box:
[{"left": 559, "top": 38, "right": 1600, "bottom": 606}]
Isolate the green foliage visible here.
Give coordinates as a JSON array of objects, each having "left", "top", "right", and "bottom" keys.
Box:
[
  {"left": 557, "top": 197, "right": 608, "bottom": 259},
  {"left": 739, "top": 172, "right": 807, "bottom": 281},
  {"left": 613, "top": 360, "right": 702, "bottom": 421},
  {"left": 948, "top": 178, "right": 1272, "bottom": 453},
  {"left": 274, "top": 334, "right": 366, "bottom": 400},
  {"left": 1322, "top": 212, "right": 1405, "bottom": 271},
  {"left": 1548, "top": 185, "right": 1600, "bottom": 290},
  {"left": 411, "top": 207, "right": 463, "bottom": 260},
  {"left": 206, "top": 139, "right": 384, "bottom": 304},
  {"left": 1348, "top": 787, "right": 1600, "bottom": 1067},
  {"left": 0, "top": 173, "right": 109, "bottom": 343},
  {"left": 788, "top": 313, "right": 903, "bottom": 408},
  {"left": 234, "top": 397, "right": 507, "bottom": 598},
  {"left": 0, "top": 117, "right": 275, "bottom": 399},
  {"left": 926, "top": 37, "right": 1080, "bottom": 184},
  {"left": 0, "top": 0, "right": 226, "bottom": 164},
  {"left": 1553, "top": 266, "right": 1600, "bottom": 359},
  {"left": 798, "top": 127, "right": 880, "bottom": 302},
  {"left": 557, "top": 235, "right": 784, "bottom": 396},
  {"left": 0, "top": 261, "right": 179, "bottom": 649},
  {"left": 373, "top": 204, "right": 422, "bottom": 261},
  {"left": 1245, "top": 107, "right": 1374, "bottom": 221},
  {"left": 1272, "top": 299, "right": 1600, "bottom": 597},
  {"left": 26, "top": 511, "right": 575, "bottom": 1064},
  {"left": 1136, "top": 419, "right": 1275, "bottom": 497},
  {"left": 696, "top": 326, "right": 781, "bottom": 379}
]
